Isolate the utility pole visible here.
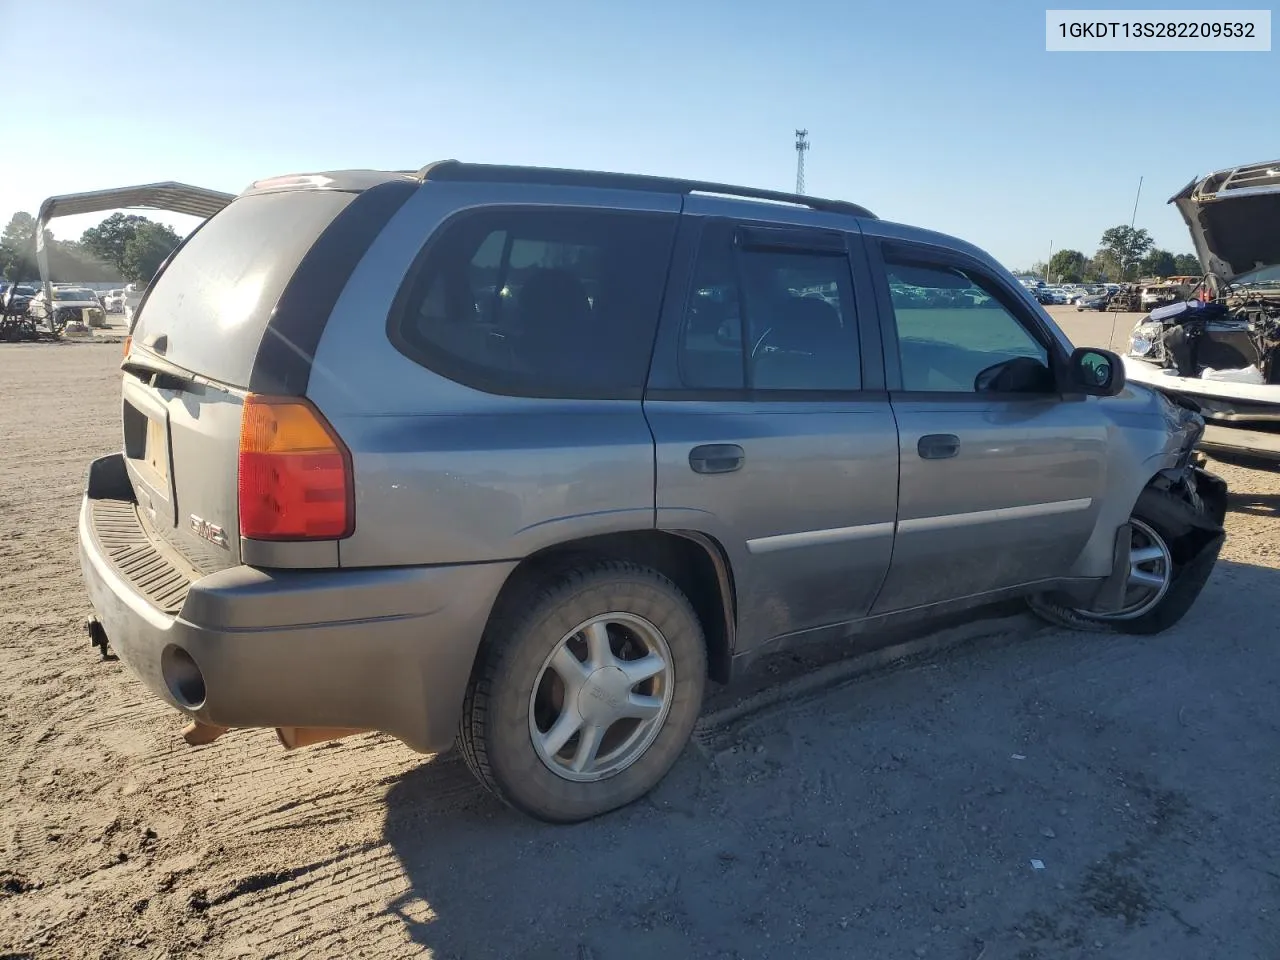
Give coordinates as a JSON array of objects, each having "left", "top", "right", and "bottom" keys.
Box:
[{"left": 794, "top": 129, "right": 809, "bottom": 195}]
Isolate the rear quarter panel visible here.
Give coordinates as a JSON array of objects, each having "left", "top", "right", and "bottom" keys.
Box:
[{"left": 307, "top": 181, "right": 681, "bottom": 567}]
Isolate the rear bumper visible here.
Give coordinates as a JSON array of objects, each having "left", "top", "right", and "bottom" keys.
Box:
[{"left": 78, "top": 453, "right": 515, "bottom": 753}]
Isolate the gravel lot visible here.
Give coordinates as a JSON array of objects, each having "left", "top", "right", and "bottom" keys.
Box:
[{"left": 2, "top": 321, "right": 1279, "bottom": 960}]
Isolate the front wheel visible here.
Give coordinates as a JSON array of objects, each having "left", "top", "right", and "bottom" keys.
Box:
[
  {"left": 459, "top": 561, "right": 707, "bottom": 823},
  {"left": 1028, "top": 481, "right": 1225, "bottom": 635}
]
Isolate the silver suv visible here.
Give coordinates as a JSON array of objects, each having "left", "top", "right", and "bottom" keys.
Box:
[{"left": 79, "top": 162, "right": 1228, "bottom": 823}]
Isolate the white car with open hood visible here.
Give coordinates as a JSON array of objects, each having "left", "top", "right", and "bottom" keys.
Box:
[{"left": 1123, "top": 158, "right": 1280, "bottom": 460}]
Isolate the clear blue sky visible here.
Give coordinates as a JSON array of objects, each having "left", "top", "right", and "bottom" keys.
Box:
[{"left": 2, "top": 0, "right": 1276, "bottom": 268}]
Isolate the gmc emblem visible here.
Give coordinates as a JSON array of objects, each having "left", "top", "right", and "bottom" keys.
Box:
[{"left": 189, "top": 515, "right": 229, "bottom": 550}]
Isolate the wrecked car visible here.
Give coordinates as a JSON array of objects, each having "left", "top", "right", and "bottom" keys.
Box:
[
  {"left": 27, "top": 286, "right": 107, "bottom": 333},
  {"left": 1124, "top": 158, "right": 1280, "bottom": 460},
  {"left": 76, "top": 162, "right": 1228, "bottom": 824}
]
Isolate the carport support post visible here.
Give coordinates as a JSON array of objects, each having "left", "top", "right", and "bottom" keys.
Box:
[{"left": 34, "top": 214, "right": 51, "bottom": 317}]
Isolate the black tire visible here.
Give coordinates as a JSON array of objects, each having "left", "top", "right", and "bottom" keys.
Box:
[
  {"left": 459, "top": 560, "right": 707, "bottom": 823},
  {"left": 1028, "top": 484, "right": 1223, "bottom": 635}
]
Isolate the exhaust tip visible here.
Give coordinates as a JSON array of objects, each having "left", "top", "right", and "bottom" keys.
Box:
[{"left": 161, "top": 645, "right": 207, "bottom": 709}]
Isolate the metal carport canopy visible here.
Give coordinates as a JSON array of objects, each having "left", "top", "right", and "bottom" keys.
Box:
[{"left": 35, "top": 181, "right": 236, "bottom": 300}]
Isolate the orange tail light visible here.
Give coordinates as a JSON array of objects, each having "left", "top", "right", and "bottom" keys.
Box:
[{"left": 237, "top": 395, "right": 354, "bottom": 541}]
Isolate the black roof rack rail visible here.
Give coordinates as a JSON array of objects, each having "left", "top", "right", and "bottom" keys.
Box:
[{"left": 415, "top": 159, "right": 876, "bottom": 220}]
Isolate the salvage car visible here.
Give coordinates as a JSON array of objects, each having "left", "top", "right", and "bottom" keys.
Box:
[
  {"left": 78, "top": 162, "right": 1227, "bottom": 823},
  {"left": 1076, "top": 291, "right": 1112, "bottom": 311},
  {"left": 1124, "top": 158, "right": 1280, "bottom": 460},
  {"left": 121, "top": 283, "right": 145, "bottom": 322},
  {"left": 28, "top": 286, "right": 107, "bottom": 332}
]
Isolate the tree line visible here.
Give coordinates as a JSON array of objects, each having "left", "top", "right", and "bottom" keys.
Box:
[
  {"left": 1018, "top": 225, "right": 1201, "bottom": 283},
  {"left": 1, "top": 211, "right": 182, "bottom": 285}
]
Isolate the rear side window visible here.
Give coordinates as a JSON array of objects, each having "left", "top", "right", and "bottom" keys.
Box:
[
  {"left": 679, "top": 220, "right": 862, "bottom": 392},
  {"left": 389, "top": 208, "right": 678, "bottom": 399},
  {"left": 133, "top": 190, "right": 357, "bottom": 388}
]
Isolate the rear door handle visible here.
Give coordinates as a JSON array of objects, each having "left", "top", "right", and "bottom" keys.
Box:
[
  {"left": 689, "top": 444, "right": 745, "bottom": 474},
  {"left": 917, "top": 434, "right": 960, "bottom": 460}
]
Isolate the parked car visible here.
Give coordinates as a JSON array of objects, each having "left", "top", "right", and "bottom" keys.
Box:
[
  {"left": 1124, "top": 157, "right": 1280, "bottom": 459},
  {"left": 27, "top": 286, "right": 106, "bottom": 330},
  {"left": 1076, "top": 292, "right": 1112, "bottom": 311},
  {"left": 103, "top": 289, "right": 124, "bottom": 313},
  {"left": 1, "top": 283, "right": 36, "bottom": 314},
  {"left": 121, "top": 283, "right": 145, "bottom": 321},
  {"left": 78, "top": 162, "right": 1227, "bottom": 823}
]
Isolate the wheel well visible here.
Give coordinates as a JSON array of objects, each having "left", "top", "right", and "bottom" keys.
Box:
[{"left": 486, "top": 530, "right": 736, "bottom": 684}]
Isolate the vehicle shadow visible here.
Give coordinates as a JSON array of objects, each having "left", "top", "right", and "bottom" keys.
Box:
[
  {"left": 1228, "top": 490, "right": 1280, "bottom": 517},
  {"left": 375, "top": 555, "right": 1280, "bottom": 960}
]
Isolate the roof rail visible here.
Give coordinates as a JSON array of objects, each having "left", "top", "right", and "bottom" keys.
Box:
[{"left": 415, "top": 159, "right": 876, "bottom": 220}]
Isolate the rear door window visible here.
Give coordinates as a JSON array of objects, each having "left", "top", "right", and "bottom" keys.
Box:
[
  {"left": 132, "top": 190, "right": 357, "bottom": 388},
  {"left": 678, "top": 220, "right": 862, "bottom": 393},
  {"left": 389, "top": 207, "right": 678, "bottom": 400}
]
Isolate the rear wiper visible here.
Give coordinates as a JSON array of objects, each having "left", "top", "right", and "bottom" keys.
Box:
[{"left": 121, "top": 350, "right": 199, "bottom": 390}]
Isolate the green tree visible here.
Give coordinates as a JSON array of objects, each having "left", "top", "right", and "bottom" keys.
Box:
[
  {"left": 80, "top": 212, "right": 149, "bottom": 274},
  {"left": 1173, "top": 253, "right": 1202, "bottom": 275},
  {"left": 0, "top": 212, "right": 37, "bottom": 280},
  {"left": 1097, "top": 225, "right": 1154, "bottom": 280},
  {"left": 122, "top": 221, "right": 181, "bottom": 284},
  {"left": 1048, "top": 249, "right": 1087, "bottom": 283},
  {"left": 1138, "top": 249, "right": 1176, "bottom": 278},
  {"left": 1, "top": 211, "right": 127, "bottom": 283}
]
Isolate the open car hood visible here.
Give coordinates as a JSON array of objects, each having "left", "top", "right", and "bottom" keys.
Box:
[{"left": 1171, "top": 159, "right": 1280, "bottom": 282}]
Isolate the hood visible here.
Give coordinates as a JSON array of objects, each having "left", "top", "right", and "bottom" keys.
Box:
[
  {"left": 43, "top": 298, "right": 102, "bottom": 309},
  {"left": 1171, "top": 159, "right": 1280, "bottom": 282}
]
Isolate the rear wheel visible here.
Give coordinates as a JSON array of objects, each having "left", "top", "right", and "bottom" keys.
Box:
[
  {"left": 459, "top": 561, "right": 706, "bottom": 823},
  {"left": 1028, "top": 484, "right": 1223, "bottom": 635}
]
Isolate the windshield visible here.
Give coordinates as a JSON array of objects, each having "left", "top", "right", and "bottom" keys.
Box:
[
  {"left": 53, "top": 288, "right": 96, "bottom": 301},
  {"left": 1232, "top": 264, "right": 1280, "bottom": 288}
]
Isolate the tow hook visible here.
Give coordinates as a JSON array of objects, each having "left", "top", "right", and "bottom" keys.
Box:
[{"left": 85, "top": 617, "right": 112, "bottom": 660}]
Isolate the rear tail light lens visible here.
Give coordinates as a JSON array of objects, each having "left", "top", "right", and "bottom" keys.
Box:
[{"left": 237, "top": 395, "right": 354, "bottom": 541}]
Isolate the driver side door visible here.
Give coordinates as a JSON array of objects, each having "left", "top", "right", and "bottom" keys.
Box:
[{"left": 866, "top": 237, "right": 1110, "bottom": 613}]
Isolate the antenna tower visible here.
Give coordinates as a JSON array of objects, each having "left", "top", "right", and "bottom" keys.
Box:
[{"left": 794, "top": 129, "right": 809, "bottom": 195}]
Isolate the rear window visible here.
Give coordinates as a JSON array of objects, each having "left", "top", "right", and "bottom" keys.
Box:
[
  {"left": 389, "top": 207, "right": 678, "bottom": 399},
  {"left": 132, "top": 190, "right": 356, "bottom": 388}
]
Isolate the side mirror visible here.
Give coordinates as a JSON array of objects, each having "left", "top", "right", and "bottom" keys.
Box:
[{"left": 1067, "top": 347, "right": 1125, "bottom": 397}]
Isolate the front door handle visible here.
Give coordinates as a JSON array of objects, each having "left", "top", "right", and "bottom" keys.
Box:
[
  {"left": 689, "top": 444, "right": 744, "bottom": 474},
  {"left": 917, "top": 433, "right": 960, "bottom": 460}
]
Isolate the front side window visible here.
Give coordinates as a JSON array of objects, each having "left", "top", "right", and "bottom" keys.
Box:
[
  {"left": 392, "top": 208, "right": 677, "bottom": 399},
  {"left": 884, "top": 258, "right": 1051, "bottom": 393},
  {"left": 678, "top": 221, "right": 861, "bottom": 392}
]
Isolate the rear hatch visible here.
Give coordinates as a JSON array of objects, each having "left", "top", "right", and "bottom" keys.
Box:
[{"left": 122, "top": 187, "right": 362, "bottom": 574}]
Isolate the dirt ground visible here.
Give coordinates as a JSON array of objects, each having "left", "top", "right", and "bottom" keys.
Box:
[{"left": 2, "top": 326, "right": 1279, "bottom": 960}]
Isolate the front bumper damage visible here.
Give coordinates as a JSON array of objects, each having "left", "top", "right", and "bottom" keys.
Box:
[{"left": 1088, "top": 464, "right": 1227, "bottom": 615}]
